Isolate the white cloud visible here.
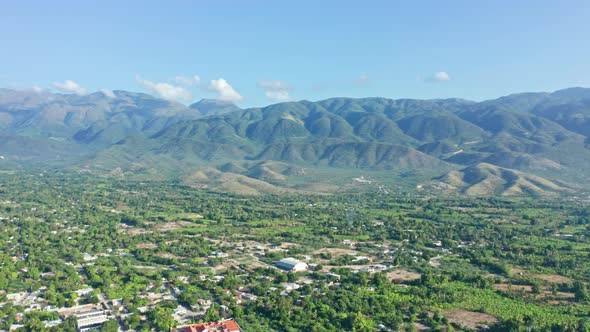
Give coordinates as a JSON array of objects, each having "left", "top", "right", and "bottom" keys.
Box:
[
  {"left": 257, "top": 80, "right": 290, "bottom": 101},
  {"left": 175, "top": 75, "right": 200, "bottom": 86},
  {"left": 136, "top": 77, "right": 192, "bottom": 101},
  {"left": 354, "top": 73, "right": 369, "bottom": 86},
  {"left": 52, "top": 80, "right": 88, "bottom": 95},
  {"left": 208, "top": 78, "right": 242, "bottom": 102},
  {"left": 31, "top": 86, "right": 45, "bottom": 93},
  {"left": 257, "top": 80, "right": 289, "bottom": 91},
  {"left": 427, "top": 71, "right": 451, "bottom": 82},
  {"left": 265, "top": 90, "right": 290, "bottom": 101},
  {"left": 99, "top": 88, "right": 116, "bottom": 98}
]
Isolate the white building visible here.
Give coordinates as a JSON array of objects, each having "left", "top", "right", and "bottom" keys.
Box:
[
  {"left": 74, "top": 309, "right": 109, "bottom": 331},
  {"left": 275, "top": 258, "right": 308, "bottom": 272}
]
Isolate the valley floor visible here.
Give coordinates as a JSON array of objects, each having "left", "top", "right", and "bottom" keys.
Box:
[{"left": 0, "top": 172, "right": 589, "bottom": 331}]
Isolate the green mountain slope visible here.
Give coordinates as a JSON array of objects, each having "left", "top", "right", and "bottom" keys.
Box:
[{"left": 2, "top": 87, "right": 590, "bottom": 196}]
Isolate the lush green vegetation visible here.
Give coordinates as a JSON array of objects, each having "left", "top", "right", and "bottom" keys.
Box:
[
  {"left": 3, "top": 87, "right": 590, "bottom": 196},
  {"left": 0, "top": 172, "right": 590, "bottom": 331}
]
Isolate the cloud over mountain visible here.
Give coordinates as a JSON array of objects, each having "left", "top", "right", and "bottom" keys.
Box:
[
  {"left": 175, "top": 75, "right": 200, "bottom": 86},
  {"left": 209, "top": 78, "right": 242, "bottom": 102},
  {"left": 99, "top": 88, "right": 116, "bottom": 98},
  {"left": 52, "top": 80, "right": 88, "bottom": 95},
  {"left": 137, "top": 77, "right": 192, "bottom": 101},
  {"left": 258, "top": 80, "right": 290, "bottom": 101}
]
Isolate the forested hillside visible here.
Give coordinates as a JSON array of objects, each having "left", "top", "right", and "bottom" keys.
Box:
[{"left": 2, "top": 88, "right": 590, "bottom": 196}]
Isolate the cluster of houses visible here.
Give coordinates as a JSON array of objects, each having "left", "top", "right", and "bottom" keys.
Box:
[
  {"left": 0, "top": 230, "right": 449, "bottom": 332},
  {"left": 1, "top": 252, "right": 375, "bottom": 331},
  {"left": 2, "top": 301, "right": 111, "bottom": 332}
]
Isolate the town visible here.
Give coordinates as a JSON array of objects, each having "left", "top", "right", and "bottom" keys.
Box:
[{"left": 1, "top": 174, "right": 589, "bottom": 331}]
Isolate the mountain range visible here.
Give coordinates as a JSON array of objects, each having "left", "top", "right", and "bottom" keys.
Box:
[{"left": 1, "top": 87, "right": 590, "bottom": 196}]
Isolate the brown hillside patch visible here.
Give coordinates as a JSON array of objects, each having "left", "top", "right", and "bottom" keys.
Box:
[
  {"left": 136, "top": 243, "right": 157, "bottom": 249},
  {"left": 548, "top": 291, "right": 576, "bottom": 304},
  {"left": 536, "top": 274, "right": 572, "bottom": 284},
  {"left": 546, "top": 291, "right": 575, "bottom": 301},
  {"left": 494, "top": 284, "right": 532, "bottom": 292},
  {"left": 153, "top": 221, "right": 193, "bottom": 232},
  {"left": 132, "top": 265, "right": 158, "bottom": 270},
  {"left": 413, "top": 322, "right": 430, "bottom": 331},
  {"left": 444, "top": 309, "right": 497, "bottom": 330},
  {"left": 235, "top": 254, "right": 268, "bottom": 270},
  {"left": 313, "top": 248, "right": 359, "bottom": 256},
  {"left": 295, "top": 183, "right": 340, "bottom": 192},
  {"left": 387, "top": 269, "right": 421, "bottom": 281},
  {"left": 155, "top": 252, "right": 183, "bottom": 259},
  {"left": 120, "top": 227, "right": 152, "bottom": 235},
  {"left": 509, "top": 267, "right": 572, "bottom": 284}
]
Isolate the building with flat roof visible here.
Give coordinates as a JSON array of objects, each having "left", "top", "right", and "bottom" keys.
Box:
[
  {"left": 58, "top": 306, "right": 109, "bottom": 332},
  {"left": 275, "top": 257, "right": 308, "bottom": 272},
  {"left": 76, "top": 309, "right": 108, "bottom": 332}
]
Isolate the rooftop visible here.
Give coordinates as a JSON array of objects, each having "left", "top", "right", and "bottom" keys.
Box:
[
  {"left": 178, "top": 319, "right": 241, "bottom": 332},
  {"left": 277, "top": 257, "right": 304, "bottom": 266}
]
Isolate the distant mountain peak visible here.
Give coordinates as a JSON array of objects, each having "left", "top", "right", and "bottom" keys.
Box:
[
  {"left": 550, "top": 87, "right": 590, "bottom": 100},
  {"left": 189, "top": 98, "right": 241, "bottom": 116},
  {"left": 2, "top": 86, "right": 590, "bottom": 196},
  {"left": 190, "top": 98, "right": 238, "bottom": 107}
]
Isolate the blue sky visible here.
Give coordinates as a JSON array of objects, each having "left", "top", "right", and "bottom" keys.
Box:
[{"left": 2, "top": 0, "right": 590, "bottom": 107}]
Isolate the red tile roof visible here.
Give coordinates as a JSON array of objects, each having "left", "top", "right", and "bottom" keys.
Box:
[{"left": 181, "top": 319, "right": 241, "bottom": 332}]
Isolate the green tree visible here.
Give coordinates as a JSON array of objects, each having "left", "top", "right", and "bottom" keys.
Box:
[
  {"left": 574, "top": 281, "right": 589, "bottom": 302},
  {"left": 350, "top": 312, "right": 375, "bottom": 332},
  {"left": 100, "top": 319, "right": 119, "bottom": 332},
  {"left": 204, "top": 306, "right": 220, "bottom": 322},
  {"left": 24, "top": 317, "right": 46, "bottom": 332},
  {"left": 148, "top": 307, "right": 176, "bottom": 331},
  {"left": 124, "top": 314, "right": 141, "bottom": 330}
]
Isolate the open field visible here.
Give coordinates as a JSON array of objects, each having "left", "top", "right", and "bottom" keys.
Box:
[{"left": 443, "top": 309, "right": 498, "bottom": 330}]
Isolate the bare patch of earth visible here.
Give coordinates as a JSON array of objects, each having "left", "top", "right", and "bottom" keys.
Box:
[{"left": 444, "top": 309, "right": 498, "bottom": 330}]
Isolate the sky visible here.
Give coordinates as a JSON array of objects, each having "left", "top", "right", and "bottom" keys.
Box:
[{"left": 2, "top": 0, "right": 590, "bottom": 107}]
